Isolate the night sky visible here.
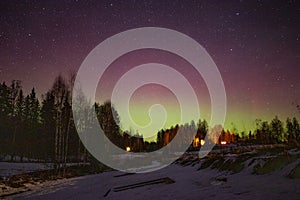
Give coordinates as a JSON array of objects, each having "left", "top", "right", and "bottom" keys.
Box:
[{"left": 0, "top": 0, "right": 299, "bottom": 135}]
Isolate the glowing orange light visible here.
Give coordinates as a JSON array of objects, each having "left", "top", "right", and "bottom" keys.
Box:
[
  {"left": 126, "top": 147, "right": 131, "bottom": 152},
  {"left": 221, "top": 141, "right": 227, "bottom": 145},
  {"left": 193, "top": 137, "right": 200, "bottom": 147}
]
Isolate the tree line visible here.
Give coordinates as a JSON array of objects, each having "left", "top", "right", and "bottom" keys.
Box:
[
  {"left": 0, "top": 75, "right": 162, "bottom": 174},
  {"left": 1, "top": 75, "right": 300, "bottom": 172},
  {"left": 252, "top": 116, "right": 300, "bottom": 145},
  {"left": 0, "top": 76, "right": 84, "bottom": 175}
]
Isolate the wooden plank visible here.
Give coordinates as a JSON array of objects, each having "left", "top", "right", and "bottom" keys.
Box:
[
  {"left": 113, "top": 177, "right": 175, "bottom": 192},
  {"left": 113, "top": 173, "right": 135, "bottom": 178}
]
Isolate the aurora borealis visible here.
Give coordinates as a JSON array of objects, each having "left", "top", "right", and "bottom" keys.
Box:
[{"left": 0, "top": 0, "right": 299, "bottom": 137}]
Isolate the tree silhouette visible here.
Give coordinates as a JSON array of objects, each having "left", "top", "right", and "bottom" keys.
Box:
[{"left": 270, "top": 116, "right": 284, "bottom": 143}]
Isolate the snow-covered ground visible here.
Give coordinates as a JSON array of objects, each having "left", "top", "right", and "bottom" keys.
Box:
[
  {"left": 8, "top": 161, "right": 300, "bottom": 200},
  {"left": 0, "top": 162, "right": 89, "bottom": 177},
  {"left": 0, "top": 162, "right": 53, "bottom": 177},
  {"left": 1, "top": 146, "right": 300, "bottom": 199}
]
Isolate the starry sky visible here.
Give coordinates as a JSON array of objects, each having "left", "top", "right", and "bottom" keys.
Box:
[{"left": 0, "top": 0, "right": 299, "bottom": 136}]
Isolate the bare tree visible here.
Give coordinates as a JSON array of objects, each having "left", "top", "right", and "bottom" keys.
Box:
[
  {"left": 51, "top": 75, "right": 68, "bottom": 175},
  {"left": 63, "top": 72, "right": 76, "bottom": 176}
]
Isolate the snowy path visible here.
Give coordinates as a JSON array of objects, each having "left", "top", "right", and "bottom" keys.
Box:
[{"left": 12, "top": 164, "right": 300, "bottom": 200}]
